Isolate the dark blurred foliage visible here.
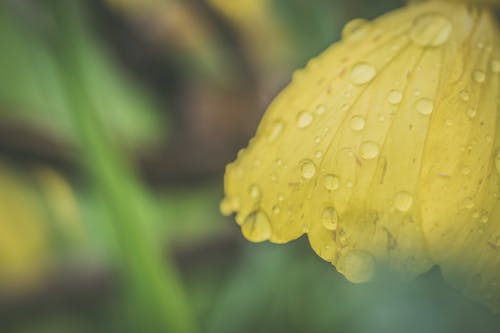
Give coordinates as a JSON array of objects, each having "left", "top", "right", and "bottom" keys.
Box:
[{"left": 0, "top": 0, "right": 499, "bottom": 332}]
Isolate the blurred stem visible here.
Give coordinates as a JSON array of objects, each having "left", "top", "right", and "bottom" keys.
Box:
[{"left": 50, "top": 1, "right": 196, "bottom": 332}]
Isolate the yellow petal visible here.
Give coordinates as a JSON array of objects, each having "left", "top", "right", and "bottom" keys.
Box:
[{"left": 222, "top": 0, "right": 500, "bottom": 311}]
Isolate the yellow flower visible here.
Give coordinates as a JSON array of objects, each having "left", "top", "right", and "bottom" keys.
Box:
[{"left": 222, "top": 0, "right": 500, "bottom": 312}]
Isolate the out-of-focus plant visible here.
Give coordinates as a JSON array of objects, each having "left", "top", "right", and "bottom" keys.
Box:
[{"left": 222, "top": 0, "right": 500, "bottom": 313}]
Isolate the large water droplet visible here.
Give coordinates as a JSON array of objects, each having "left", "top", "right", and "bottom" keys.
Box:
[
  {"left": 242, "top": 210, "right": 272, "bottom": 242},
  {"left": 268, "top": 121, "right": 284, "bottom": 143},
  {"left": 416, "top": 98, "right": 434, "bottom": 115},
  {"left": 393, "top": 191, "right": 414, "bottom": 212},
  {"left": 301, "top": 160, "right": 317, "bottom": 179},
  {"left": 249, "top": 184, "right": 261, "bottom": 200},
  {"left": 323, "top": 174, "right": 340, "bottom": 191},
  {"left": 342, "top": 18, "right": 370, "bottom": 40},
  {"left": 359, "top": 141, "right": 380, "bottom": 160},
  {"left": 350, "top": 63, "right": 376, "bottom": 85},
  {"left": 350, "top": 116, "right": 366, "bottom": 131},
  {"left": 473, "top": 70, "right": 486, "bottom": 83},
  {"left": 387, "top": 90, "right": 403, "bottom": 105},
  {"left": 337, "top": 250, "right": 375, "bottom": 283},
  {"left": 322, "top": 207, "right": 339, "bottom": 230},
  {"left": 410, "top": 13, "right": 452, "bottom": 47},
  {"left": 297, "top": 111, "right": 314, "bottom": 128}
]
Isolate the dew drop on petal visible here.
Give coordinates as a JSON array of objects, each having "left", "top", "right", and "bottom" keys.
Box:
[
  {"left": 322, "top": 207, "right": 339, "bottom": 231},
  {"left": 301, "top": 160, "right": 317, "bottom": 179},
  {"left": 416, "top": 98, "right": 434, "bottom": 115},
  {"left": 387, "top": 90, "right": 403, "bottom": 105},
  {"left": 459, "top": 90, "right": 470, "bottom": 101},
  {"left": 323, "top": 174, "right": 340, "bottom": 191},
  {"left": 466, "top": 108, "right": 477, "bottom": 119},
  {"left": 249, "top": 184, "right": 261, "bottom": 200},
  {"left": 337, "top": 250, "right": 375, "bottom": 283},
  {"left": 350, "top": 63, "right": 376, "bottom": 85},
  {"left": 410, "top": 13, "right": 452, "bottom": 47},
  {"left": 297, "top": 111, "right": 314, "bottom": 128},
  {"left": 342, "top": 18, "right": 370, "bottom": 40},
  {"left": 393, "top": 191, "right": 414, "bottom": 212},
  {"left": 473, "top": 70, "right": 486, "bottom": 83},
  {"left": 272, "top": 205, "right": 281, "bottom": 215},
  {"left": 268, "top": 121, "right": 284, "bottom": 143},
  {"left": 359, "top": 141, "right": 380, "bottom": 160},
  {"left": 242, "top": 210, "right": 272, "bottom": 242},
  {"left": 350, "top": 116, "right": 366, "bottom": 131},
  {"left": 463, "top": 197, "right": 474, "bottom": 210},
  {"left": 315, "top": 104, "right": 326, "bottom": 115}
]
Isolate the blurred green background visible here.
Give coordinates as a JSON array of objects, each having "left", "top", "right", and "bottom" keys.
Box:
[{"left": 0, "top": 0, "right": 499, "bottom": 332}]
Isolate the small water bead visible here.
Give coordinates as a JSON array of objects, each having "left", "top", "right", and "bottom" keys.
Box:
[
  {"left": 301, "top": 160, "right": 317, "bottom": 179},
  {"left": 276, "top": 159, "right": 284, "bottom": 167},
  {"left": 337, "top": 250, "right": 375, "bottom": 283},
  {"left": 268, "top": 121, "right": 284, "bottom": 143},
  {"left": 277, "top": 193, "right": 285, "bottom": 202},
  {"left": 271, "top": 173, "right": 278, "bottom": 182},
  {"left": 463, "top": 197, "right": 474, "bottom": 210},
  {"left": 241, "top": 210, "right": 272, "bottom": 242},
  {"left": 460, "top": 90, "right": 470, "bottom": 102},
  {"left": 462, "top": 167, "right": 471, "bottom": 176},
  {"left": 346, "top": 180, "right": 354, "bottom": 188},
  {"left": 393, "top": 191, "right": 414, "bottom": 212},
  {"left": 297, "top": 111, "right": 314, "bottom": 128},
  {"left": 350, "top": 116, "right": 366, "bottom": 131},
  {"left": 350, "top": 63, "right": 377, "bottom": 85},
  {"left": 413, "top": 89, "right": 422, "bottom": 97},
  {"left": 315, "top": 104, "right": 326, "bottom": 115},
  {"left": 472, "top": 210, "right": 480, "bottom": 219},
  {"left": 322, "top": 207, "right": 339, "bottom": 231},
  {"left": 359, "top": 141, "right": 380, "bottom": 160},
  {"left": 472, "top": 70, "right": 486, "bottom": 83},
  {"left": 387, "top": 90, "right": 403, "bottom": 105},
  {"left": 315, "top": 150, "right": 323, "bottom": 159},
  {"left": 416, "top": 98, "right": 434, "bottom": 115},
  {"left": 410, "top": 13, "right": 452, "bottom": 47},
  {"left": 480, "top": 215, "right": 489, "bottom": 224},
  {"left": 249, "top": 184, "right": 261, "bottom": 200},
  {"left": 323, "top": 174, "right": 340, "bottom": 191},
  {"left": 491, "top": 60, "right": 500, "bottom": 73},
  {"left": 272, "top": 205, "right": 281, "bottom": 215},
  {"left": 342, "top": 18, "right": 370, "bottom": 40},
  {"left": 466, "top": 108, "right": 477, "bottom": 119}
]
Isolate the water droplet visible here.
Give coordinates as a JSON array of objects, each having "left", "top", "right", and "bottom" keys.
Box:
[
  {"left": 393, "top": 191, "right": 413, "bottom": 212},
  {"left": 337, "top": 250, "right": 375, "bottom": 283},
  {"left": 220, "top": 197, "right": 233, "bottom": 216},
  {"left": 249, "top": 184, "right": 261, "bottom": 200},
  {"left": 268, "top": 121, "right": 284, "bottom": 143},
  {"left": 277, "top": 193, "right": 285, "bottom": 202},
  {"left": 410, "top": 13, "right": 452, "bottom": 47},
  {"left": 342, "top": 18, "right": 370, "bottom": 40},
  {"left": 473, "top": 70, "right": 486, "bottom": 83},
  {"left": 271, "top": 173, "right": 278, "bottom": 182},
  {"left": 491, "top": 60, "right": 500, "bottom": 73},
  {"left": 315, "top": 104, "right": 326, "bottom": 115},
  {"left": 350, "top": 63, "right": 376, "bottom": 85},
  {"left": 461, "top": 167, "right": 471, "bottom": 176},
  {"left": 480, "top": 215, "right": 489, "bottom": 224},
  {"left": 323, "top": 174, "right": 340, "bottom": 191},
  {"left": 322, "top": 207, "right": 339, "bottom": 230},
  {"left": 413, "top": 89, "right": 422, "bottom": 97},
  {"left": 359, "top": 141, "right": 380, "bottom": 160},
  {"left": 276, "top": 159, "right": 284, "bottom": 167},
  {"left": 272, "top": 205, "right": 281, "bottom": 215},
  {"left": 350, "top": 116, "right": 366, "bottom": 131},
  {"left": 315, "top": 150, "right": 323, "bottom": 159},
  {"left": 460, "top": 90, "right": 470, "bottom": 101},
  {"left": 387, "top": 90, "right": 403, "bottom": 105},
  {"left": 416, "top": 98, "right": 434, "bottom": 115},
  {"left": 241, "top": 210, "right": 272, "bottom": 242},
  {"left": 466, "top": 108, "right": 477, "bottom": 119},
  {"left": 297, "top": 111, "right": 314, "bottom": 128},
  {"left": 301, "top": 160, "right": 317, "bottom": 179},
  {"left": 463, "top": 197, "right": 474, "bottom": 210}
]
